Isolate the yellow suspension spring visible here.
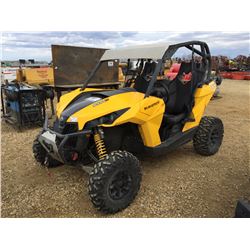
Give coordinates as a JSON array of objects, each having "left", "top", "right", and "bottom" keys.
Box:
[{"left": 94, "top": 131, "right": 107, "bottom": 160}]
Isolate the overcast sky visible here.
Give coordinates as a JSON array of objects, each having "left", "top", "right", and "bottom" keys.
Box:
[{"left": 1, "top": 31, "right": 249, "bottom": 61}]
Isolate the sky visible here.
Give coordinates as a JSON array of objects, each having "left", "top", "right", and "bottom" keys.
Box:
[{"left": 1, "top": 31, "right": 249, "bottom": 61}]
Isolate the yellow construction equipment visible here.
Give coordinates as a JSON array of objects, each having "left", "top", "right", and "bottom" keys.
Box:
[{"left": 16, "top": 67, "right": 54, "bottom": 86}]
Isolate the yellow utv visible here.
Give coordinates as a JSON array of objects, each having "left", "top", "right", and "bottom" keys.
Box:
[{"left": 33, "top": 41, "right": 224, "bottom": 214}]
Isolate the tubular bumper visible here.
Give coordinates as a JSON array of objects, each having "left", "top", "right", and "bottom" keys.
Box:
[{"left": 38, "top": 116, "right": 92, "bottom": 163}]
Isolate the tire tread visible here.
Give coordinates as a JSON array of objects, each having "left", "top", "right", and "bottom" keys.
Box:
[
  {"left": 88, "top": 150, "right": 141, "bottom": 214},
  {"left": 193, "top": 116, "right": 224, "bottom": 156}
]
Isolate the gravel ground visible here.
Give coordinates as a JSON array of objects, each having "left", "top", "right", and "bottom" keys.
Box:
[{"left": 1, "top": 79, "right": 250, "bottom": 218}]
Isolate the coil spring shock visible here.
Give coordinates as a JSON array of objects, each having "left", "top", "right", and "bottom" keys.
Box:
[{"left": 94, "top": 129, "right": 107, "bottom": 160}]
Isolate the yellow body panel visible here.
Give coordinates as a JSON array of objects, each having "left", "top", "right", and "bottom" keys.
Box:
[
  {"left": 182, "top": 81, "right": 216, "bottom": 131},
  {"left": 102, "top": 96, "right": 165, "bottom": 147},
  {"left": 56, "top": 80, "right": 215, "bottom": 148},
  {"left": 56, "top": 88, "right": 104, "bottom": 117},
  {"left": 69, "top": 91, "right": 144, "bottom": 130},
  {"left": 57, "top": 88, "right": 165, "bottom": 147}
]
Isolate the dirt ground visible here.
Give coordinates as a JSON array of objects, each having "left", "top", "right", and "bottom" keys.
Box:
[{"left": 1, "top": 79, "right": 250, "bottom": 218}]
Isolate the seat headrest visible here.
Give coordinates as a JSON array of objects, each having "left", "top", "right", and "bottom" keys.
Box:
[{"left": 178, "top": 62, "right": 192, "bottom": 75}]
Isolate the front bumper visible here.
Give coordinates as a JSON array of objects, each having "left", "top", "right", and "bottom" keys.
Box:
[{"left": 38, "top": 116, "right": 92, "bottom": 163}]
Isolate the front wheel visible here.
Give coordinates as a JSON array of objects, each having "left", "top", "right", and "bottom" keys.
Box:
[
  {"left": 88, "top": 150, "right": 142, "bottom": 214},
  {"left": 193, "top": 116, "right": 224, "bottom": 156}
]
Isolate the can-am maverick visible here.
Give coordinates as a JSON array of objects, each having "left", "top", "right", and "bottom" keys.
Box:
[{"left": 33, "top": 41, "right": 224, "bottom": 213}]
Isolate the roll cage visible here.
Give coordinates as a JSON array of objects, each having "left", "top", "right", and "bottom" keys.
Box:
[{"left": 82, "top": 41, "right": 212, "bottom": 97}]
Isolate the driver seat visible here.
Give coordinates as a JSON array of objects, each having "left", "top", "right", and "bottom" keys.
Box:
[
  {"left": 163, "top": 62, "right": 193, "bottom": 125},
  {"left": 133, "top": 61, "right": 156, "bottom": 94}
]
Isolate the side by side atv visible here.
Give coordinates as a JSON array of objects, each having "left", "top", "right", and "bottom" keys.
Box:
[{"left": 33, "top": 41, "right": 224, "bottom": 214}]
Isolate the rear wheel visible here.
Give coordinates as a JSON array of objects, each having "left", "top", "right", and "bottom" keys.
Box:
[
  {"left": 88, "top": 150, "right": 142, "bottom": 214},
  {"left": 32, "top": 135, "right": 62, "bottom": 168},
  {"left": 193, "top": 116, "right": 224, "bottom": 156}
]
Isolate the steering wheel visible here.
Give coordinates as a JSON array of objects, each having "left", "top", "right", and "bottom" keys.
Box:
[{"left": 149, "top": 81, "right": 170, "bottom": 101}]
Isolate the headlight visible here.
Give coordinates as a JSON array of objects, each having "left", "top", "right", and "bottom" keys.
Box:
[
  {"left": 84, "top": 108, "right": 129, "bottom": 129},
  {"left": 57, "top": 116, "right": 78, "bottom": 134},
  {"left": 69, "top": 116, "right": 78, "bottom": 122}
]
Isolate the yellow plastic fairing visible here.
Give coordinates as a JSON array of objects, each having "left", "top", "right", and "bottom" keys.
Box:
[
  {"left": 104, "top": 96, "right": 165, "bottom": 147},
  {"left": 70, "top": 91, "right": 144, "bottom": 130},
  {"left": 56, "top": 80, "right": 216, "bottom": 149},
  {"left": 182, "top": 81, "right": 216, "bottom": 131},
  {"left": 56, "top": 88, "right": 104, "bottom": 118}
]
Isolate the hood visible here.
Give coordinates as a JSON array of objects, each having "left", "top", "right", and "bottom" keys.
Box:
[
  {"left": 60, "top": 94, "right": 102, "bottom": 120},
  {"left": 56, "top": 88, "right": 102, "bottom": 117},
  {"left": 56, "top": 87, "right": 145, "bottom": 130}
]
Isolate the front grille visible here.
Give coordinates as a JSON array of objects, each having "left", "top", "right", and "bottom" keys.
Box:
[{"left": 62, "top": 123, "right": 78, "bottom": 134}]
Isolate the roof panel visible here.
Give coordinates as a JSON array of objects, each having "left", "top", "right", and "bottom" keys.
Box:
[{"left": 101, "top": 43, "right": 171, "bottom": 61}]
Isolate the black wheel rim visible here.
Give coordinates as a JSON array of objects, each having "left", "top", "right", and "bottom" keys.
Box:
[
  {"left": 108, "top": 171, "right": 132, "bottom": 200},
  {"left": 210, "top": 128, "right": 220, "bottom": 147}
]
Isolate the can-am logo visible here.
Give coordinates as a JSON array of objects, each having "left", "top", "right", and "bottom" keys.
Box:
[
  {"left": 144, "top": 101, "right": 160, "bottom": 110},
  {"left": 92, "top": 98, "right": 109, "bottom": 107}
]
